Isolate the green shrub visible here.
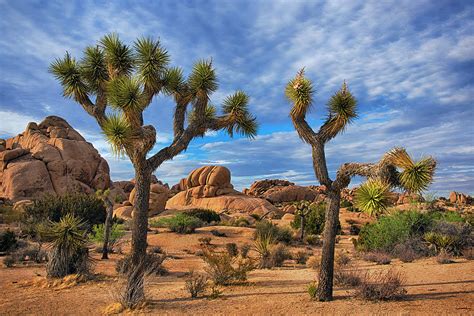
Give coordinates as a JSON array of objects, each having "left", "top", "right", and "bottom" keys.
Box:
[
  {"left": 340, "top": 199, "right": 353, "bottom": 208},
  {"left": 308, "top": 282, "right": 318, "bottom": 299},
  {"left": 0, "top": 230, "right": 17, "bottom": 252},
  {"left": 428, "top": 211, "right": 464, "bottom": 223},
  {"left": 291, "top": 202, "right": 341, "bottom": 235},
  {"left": 186, "top": 209, "right": 220, "bottom": 223},
  {"left": 91, "top": 223, "right": 126, "bottom": 251},
  {"left": 357, "top": 210, "right": 432, "bottom": 251},
  {"left": 254, "top": 220, "right": 292, "bottom": 244},
  {"left": 25, "top": 194, "right": 106, "bottom": 228},
  {"left": 201, "top": 248, "right": 254, "bottom": 285},
  {"left": 151, "top": 213, "right": 203, "bottom": 234},
  {"left": 254, "top": 232, "right": 274, "bottom": 269},
  {"left": 304, "top": 234, "right": 321, "bottom": 246}
]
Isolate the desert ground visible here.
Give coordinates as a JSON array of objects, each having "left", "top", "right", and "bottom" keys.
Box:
[{"left": 1, "top": 215, "right": 473, "bottom": 316}]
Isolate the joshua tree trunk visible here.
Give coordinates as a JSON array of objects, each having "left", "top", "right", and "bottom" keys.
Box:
[
  {"left": 300, "top": 215, "right": 306, "bottom": 241},
  {"left": 101, "top": 197, "right": 114, "bottom": 259},
  {"left": 316, "top": 188, "right": 341, "bottom": 301},
  {"left": 124, "top": 163, "right": 152, "bottom": 306}
]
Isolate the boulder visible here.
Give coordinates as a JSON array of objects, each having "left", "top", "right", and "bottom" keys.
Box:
[
  {"left": 113, "top": 205, "right": 134, "bottom": 219},
  {"left": 244, "top": 179, "right": 318, "bottom": 203},
  {"left": 0, "top": 116, "right": 111, "bottom": 202},
  {"left": 128, "top": 183, "right": 170, "bottom": 217},
  {"left": 449, "top": 191, "right": 472, "bottom": 205},
  {"left": 12, "top": 199, "right": 34, "bottom": 213},
  {"left": 397, "top": 192, "right": 424, "bottom": 205},
  {"left": 167, "top": 166, "right": 281, "bottom": 217}
]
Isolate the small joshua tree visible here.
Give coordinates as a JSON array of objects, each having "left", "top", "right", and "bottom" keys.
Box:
[
  {"left": 286, "top": 69, "right": 435, "bottom": 301},
  {"left": 50, "top": 33, "right": 257, "bottom": 307},
  {"left": 295, "top": 200, "right": 311, "bottom": 241},
  {"left": 95, "top": 189, "right": 114, "bottom": 259}
]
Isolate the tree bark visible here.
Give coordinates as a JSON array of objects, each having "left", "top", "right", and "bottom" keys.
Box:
[
  {"left": 101, "top": 197, "right": 114, "bottom": 259},
  {"left": 124, "top": 164, "right": 151, "bottom": 307},
  {"left": 316, "top": 188, "right": 341, "bottom": 301}
]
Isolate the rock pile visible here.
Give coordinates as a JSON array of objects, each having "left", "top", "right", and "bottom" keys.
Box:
[
  {"left": 244, "top": 179, "right": 318, "bottom": 203},
  {"left": 0, "top": 116, "right": 111, "bottom": 202},
  {"left": 166, "top": 166, "right": 281, "bottom": 216}
]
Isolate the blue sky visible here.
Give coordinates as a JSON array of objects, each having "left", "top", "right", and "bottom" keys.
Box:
[{"left": 1, "top": 0, "right": 473, "bottom": 196}]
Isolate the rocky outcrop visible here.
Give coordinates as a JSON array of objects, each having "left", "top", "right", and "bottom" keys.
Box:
[
  {"left": 166, "top": 166, "right": 281, "bottom": 217},
  {"left": 114, "top": 183, "right": 170, "bottom": 219},
  {"left": 244, "top": 179, "right": 318, "bottom": 203},
  {"left": 0, "top": 116, "right": 111, "bottom": 202},
  {"left": 449, "top": 191, "right": 472, "bottom": 205}
]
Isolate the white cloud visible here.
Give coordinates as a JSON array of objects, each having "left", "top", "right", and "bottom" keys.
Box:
[{"left": 0, "top": 110, "right": 39, "bottom": 136}]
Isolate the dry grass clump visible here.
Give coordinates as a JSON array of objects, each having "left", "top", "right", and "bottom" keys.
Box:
[
  {"left": 436, "top": 249, "right": 454, "bottom": 264},
  {"left": 294, "top": 250, "right": 310, "bottom": 264},
  {"left": 201, "top": 248, "right": 254, "bottom": 285},
  {"left": 363, "top": 252, "right": 392, "bottom": 265},
  {"left": 116, "top": 252, "right": 168, "bottom": 276},
  {"left": 270, "top": 244, "right": 291, "bottom": 267},
  {"left": 335, "top": 250, "right": 351, "bottom": 266},
  {"left": 334, "top": 268, "right": 362, "bottom": 287},
  {"left": 185, "top": 270, "right": 208, "bottom": 298},
  {"left": 306, "top": 255, "right": 320, "bottom": 270},
  {"left": 356, "top": 269, "right": 406, "bottom": 301},
  {"left": 462, "top": 248, "right": 474, "bottom": 260}
]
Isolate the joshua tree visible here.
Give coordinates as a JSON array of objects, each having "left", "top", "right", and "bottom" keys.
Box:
[
  {"left": 286, "top": 69, "right": 435, "bottom": 301},
  {"left": 295, "top": 200, "right": 311, "bottom": 241},
  {"left": 95, "top": 189, "right": 113, "bottom": 259},
  {"left": 50, "top": 33, "right": 257, "bottom": 307}
]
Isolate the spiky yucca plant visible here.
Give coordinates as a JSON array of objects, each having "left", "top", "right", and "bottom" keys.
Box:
[
  {"left": 50, "top": 33, "right": 258, "bottom": 306},
  {"left": 286, "top": 69, "right": 436, "bottom": 301},
  {"left": 46, "top": 214, "right": 91, "bottom": 278}
]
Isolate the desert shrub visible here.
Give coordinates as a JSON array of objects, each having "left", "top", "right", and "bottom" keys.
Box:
[
  {"left": 46, "top": 214, "right": 92, "bottom": 278},
  {"left": 425, "top": 221, "right": 472, "bottom": 255},
  {"left": 186, "top": 209, "right": 220, "bottom": 223},
  {"left": 357, "top": 210, "right": 432, "bottom": 252},
  {"left": 210, "top": 229, "right": 226, "bottom": 237},
  {"left": 208, "top": 284, "right": 223, "bottom": 299},
  {"left": 334, "top": 268, "right": 362, "bottom": 287},
  {"left": 254, "top": 232, "right": 274, "bottom": 268},
  {"left": 428, "top": 211, "right": 464, "bottom": 223},
  {"left": 228, "top": 217, "right": 251, "bottom": 227},
  {"left": 201, "top": 248, "right": 254, "bottom": 285},
  {"left": 150, "top": 246, "right": 163, "bottom": 254},
  {"left": 436, "top": 249, "right": 453, "bottom": 264},
  {"left": 240, "top": 243, "right": 251, "bottom": 258},
  {"left": 3, "top": 255, "right": 15, "bottom": 267},
  {"left": 306, "top": 255, "right": 320, "bottom": 270},
  {"left": 291, "top": 202, "right": 341, "bottom": 236},
  {"left": 198, "top": 237, "right": 212, "bottom": 246},
  {"left": 340, "top": 199, "right": 353, "bottom": 208},
  {"left": 270, "top": 244, "right": 291, "bottom": 267},
  {"left": 225, "top": 243, "right": 239, "bottom": 257},
  {"left": 308, "top": 281, "right": 318, "bottom": 299},
  {"left": 463, "top": 213, "right": 474, "bottom": 226},
  {"left": 304, "top": 234, "right": 321, "bottom": 246},
  {"left": 363, "top": 252, "right": 391, "bottom": 265},
  {"left": 25, "top": 194, "right": 105, "bottom": 228},
  {"left": 151, "top": 213, "right": 203, "bottom": 234},
  {"left": 335, "top": 250, "right": 351, "bottom": 266},
  {"left": 254, "top": 220, "right": 292, "bottom": 244},
  {"left": 250, "top": 213, "right": 261, "bottom": 221},
  {"left": 356, "top": 269, "right": 406, "bottom": 301},
  {"left": 463, "top": 248, "right": 474, "bottom": 260},
  {"left": 185, "top": 271, "right": 208, "bottom": 298},
  {"left": 350, "top": 225, "right": 361, "bottom": 235},
  {"left": 0, "top": 204, "right": 22, "bottom": 224},
  {"left": 294, "top": 250, "right": 309, "bottom": 264},
  {"left": 0, "top": 230, "right": 17, "bottom": 252},
  {"left": 116, "top": 252, "right": 168, "bottom": 276},
  {"left": 391, "top": 237, "right": 431, "bottom": 261},
  {"left": 13, "top": 245, "right": 48, "bottom": 263},
  {"left": 91, "top": 223, "right": 125, "bottom": 251},
  {"left": 395, "top": 247, "right": 416, "bottom": 263}
]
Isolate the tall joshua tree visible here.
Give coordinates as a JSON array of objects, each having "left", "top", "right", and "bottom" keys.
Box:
[
  {"left": 286, "top": 69, "right": 435, "bottom": 301},
  {"left": 50, "top": 33, "right": 257, "bottom": 307}
]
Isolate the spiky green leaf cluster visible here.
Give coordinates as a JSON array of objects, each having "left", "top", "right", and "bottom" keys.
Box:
[
  {"left": 134, "top": 37, "right": 169, "bottom": 92},
  {"left": 399, "top": 157, "right": 436, "bottom": 193},
  {"left": 100, "top": 33, "right": 134, "bottom": 78},
  {"left": 355, "top": 179, "right": 391, "bottom": 217},
  {"left": 189, "top": 104, "right": 217, "bottom": 124},
  {"left": 383, "top": 147, "right": 436, "bottom": 193},
  {"left": 286, "top": 69, "right": 314, "bottom": 119},
  {"left": 188, "top": 59, "right": 218, "bottom": 94},
  {"left": 102, "top": 114, "right": 132, "bottom": 156},
  {"left": 80, "top": 46, "right": 108, "bottom": 93},
  {"left": 107, "top": 77, "right": 144, "bottom": 112},
  {"left": 47, "top": 213, "right": 88, "bottom": 252},
  {"left": 162, "top": 67, "right": 186, "bottom": 95},
  {"left": 320, "top": 82, "right": 357, "bottom": 140},
  {"left": 222, "top": 91, "right": 258, "bottom": 138},
  {"left": 49, "top": 52, "right": 89, "bottom": 101}
]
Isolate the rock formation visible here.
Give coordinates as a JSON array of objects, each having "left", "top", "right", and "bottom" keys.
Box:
[
  {"left": 449, "top": 191, "right": 472, "bottom": 205},
  {"left": 0, "top": 116, "right": 111, "bottom": 202},
  {"left": 166, "top": 166, "right": 281, "bottom": 216},
  {"left": 244, "top": 179, "right": 318, "bottom": 203}
]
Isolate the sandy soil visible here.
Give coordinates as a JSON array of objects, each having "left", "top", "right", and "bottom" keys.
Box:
[{"left": 0, "top": 226, "right": 473, "bottom": 315}]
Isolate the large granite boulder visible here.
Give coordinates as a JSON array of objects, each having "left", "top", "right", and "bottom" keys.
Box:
[
  {"left": 449, "top": 191, "right": 472, "bottom": 205},
  {"left": 166, "top": 166, "right": 281, "bottom": 217},
  {"left": 244, "top": 179, "right": 318, "bottom": 203},
  {"left": 0, "top": 116, "right": 111, "bottom": 202}
]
